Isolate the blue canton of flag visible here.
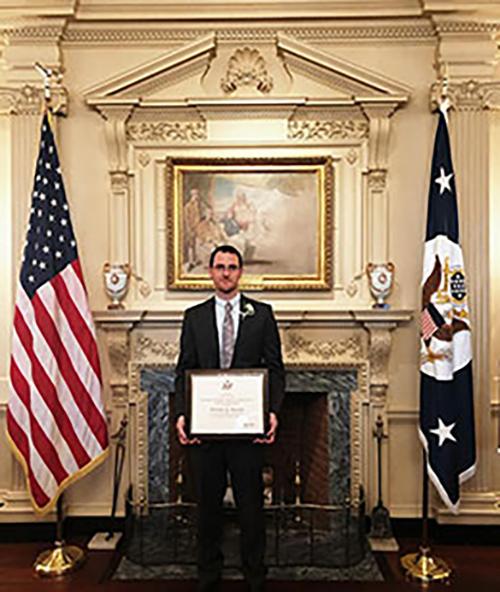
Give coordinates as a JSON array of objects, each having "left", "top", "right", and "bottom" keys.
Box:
[
  {"left": 419, "top": 104, "right": 476, "bottom": 512},
  {"left": 21, "top": 119, "right": 78, "bottom": 295}
]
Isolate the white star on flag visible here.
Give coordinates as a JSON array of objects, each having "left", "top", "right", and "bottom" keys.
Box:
[
  {"left": 430, "top": 418, "right": 457, "bottom": 447},
  {"left": 434, "top": 166, "right": 453, "bottom": 196}
]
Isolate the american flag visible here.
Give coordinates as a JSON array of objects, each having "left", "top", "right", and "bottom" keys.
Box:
[
  {"left": 421, "top": 301, "right": 445, "bottom": 341},
  {"left": 419, "top": 103, "right": 476, "bottom": 512},
  {"left": 7, "top": 114, "right": 109, "bottom": 515}
]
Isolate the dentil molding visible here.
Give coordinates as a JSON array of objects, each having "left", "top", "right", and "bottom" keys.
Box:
[{"left": 59, "top": 23, "right": 438, "bottom": 45}]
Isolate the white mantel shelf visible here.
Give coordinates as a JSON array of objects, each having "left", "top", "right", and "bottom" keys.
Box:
[{"left": 93, "top": 308, "right": 413, "bottom": 326}]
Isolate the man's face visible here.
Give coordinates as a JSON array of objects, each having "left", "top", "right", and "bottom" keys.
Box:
[{"left": 209, "top": 251, "right": 242, "bottom": 298}]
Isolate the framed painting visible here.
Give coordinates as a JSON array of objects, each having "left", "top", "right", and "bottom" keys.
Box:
[{"left": 166, "top": 157, "right": 333, "bottom": 290}]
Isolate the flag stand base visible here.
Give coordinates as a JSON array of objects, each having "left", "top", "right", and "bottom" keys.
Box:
[
  {"left": 400, "top": 546, "right": 451, "bottom": 583},
  {"left": 34, "top": 541, "right": 86, "bottom": 577}
]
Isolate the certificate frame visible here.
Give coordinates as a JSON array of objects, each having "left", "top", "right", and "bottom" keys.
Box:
[{"left": 186, "top": 368, "right": 269, "bottom": 439}]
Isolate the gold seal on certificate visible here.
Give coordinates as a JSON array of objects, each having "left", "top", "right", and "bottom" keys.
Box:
[{"left": 187, "top": 369, "right": 269, "bottom": 438}]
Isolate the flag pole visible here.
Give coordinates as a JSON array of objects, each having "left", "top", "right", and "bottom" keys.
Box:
[
  {"left": 400, "top": 450, "right": 451, "bottom": 582},
  {"left": 34, "top": 494, "right": 86, "bottom": 576},
  {"left": 30, "top": 62, "right": 86, "bottom": 576},
  {"left": 400, "top": 72, "right": 458, "bottom": 583}
]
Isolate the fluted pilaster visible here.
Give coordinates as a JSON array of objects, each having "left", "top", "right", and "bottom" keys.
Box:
[{"left": 448, "top": 84, "right": 494, "bottom": 492}]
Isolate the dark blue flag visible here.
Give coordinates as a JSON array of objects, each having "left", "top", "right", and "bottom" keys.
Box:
[{"left": 419, "top": 105, "right": 476, "bottom": 512}]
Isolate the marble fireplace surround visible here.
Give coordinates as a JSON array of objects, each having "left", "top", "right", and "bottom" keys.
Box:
[{"left": 95, "top": 308, "right": 412, "bottom": 510}]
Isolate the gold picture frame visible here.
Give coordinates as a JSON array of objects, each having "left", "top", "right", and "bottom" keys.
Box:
[{"left": 166, "top": 156, "right": 333, "bottom": 291}]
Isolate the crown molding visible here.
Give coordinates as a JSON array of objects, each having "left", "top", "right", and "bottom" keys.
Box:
[
  {"left": 433, "top": 18, "right": 499, "bottom": 34},
  {"left": 0, "top": 19, "right": 67, "bottom": 42},
  {"left": 0, "top": 1, "right": 75, "bottom": 19},
  {"left": 60, "top": 21, "right": 437, "bottom": 45},
  {"left": 423, "top": 1, "right": 500, "bottom": 18},
  {"left": 72, "top": 0, "right": 424, "bottom": 21}
]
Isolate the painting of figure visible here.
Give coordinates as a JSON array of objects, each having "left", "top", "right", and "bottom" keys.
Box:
[{"left": 167, "top": 157, "right": 333, "bottom": 290}]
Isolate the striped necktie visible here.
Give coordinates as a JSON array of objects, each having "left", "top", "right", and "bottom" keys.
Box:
[{"left": 221, "top": 301, "right": 235, "bottom": 369}]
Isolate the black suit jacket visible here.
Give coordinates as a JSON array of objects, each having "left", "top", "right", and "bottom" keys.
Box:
[{"left": 175, "top": 294, "right": 285, "bottom": 419}]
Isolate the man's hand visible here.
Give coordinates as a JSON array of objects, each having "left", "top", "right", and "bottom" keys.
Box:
[
  {"left": 176, "top": 415, "right": 201, "bottom": 445},
  {"left": 254, "top": 412, "right": 278, "bottom": 445}
]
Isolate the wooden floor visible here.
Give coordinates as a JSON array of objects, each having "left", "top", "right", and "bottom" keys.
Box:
[{"left": 1, "top": 538, "right": 499, "bottom": 592}]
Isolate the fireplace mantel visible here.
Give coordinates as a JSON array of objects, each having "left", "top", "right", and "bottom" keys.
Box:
[
  {"left": 94, "top": 307, "right": 412, "bottom": 326},
  {"left": 94, "top": 306, "right": 413, "bottom": 402},
  {"left": 94, "top": 307, "right": 412, "bottom": 510}
]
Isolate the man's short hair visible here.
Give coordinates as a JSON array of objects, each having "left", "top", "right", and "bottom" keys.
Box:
[{"left": 209, "top": 245, "right": 243, "bottom": 268}]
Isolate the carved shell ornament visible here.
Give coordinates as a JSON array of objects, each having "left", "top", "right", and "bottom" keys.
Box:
[{"left": 221, "top": 47, "right": 273, "bottom": 94}]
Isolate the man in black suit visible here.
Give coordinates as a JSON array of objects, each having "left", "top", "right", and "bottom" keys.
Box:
[{"left": 175, "top": 244, "right": 285, "bottom": 592}]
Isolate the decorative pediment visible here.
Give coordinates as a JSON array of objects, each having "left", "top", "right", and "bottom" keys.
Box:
[
  {"left": 84, "top": 32, "right": 410, "bottom": 109},
  {"left": 84, "top": 33, "right": 217, "bottom": 107},
  {"left": 275, "top": 34, "right": 411, "bottom": 105}
]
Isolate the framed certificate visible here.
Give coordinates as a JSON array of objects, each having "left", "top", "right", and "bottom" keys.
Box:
[{"left": 186, "top": 369, "right": 269, "bottom": 438}]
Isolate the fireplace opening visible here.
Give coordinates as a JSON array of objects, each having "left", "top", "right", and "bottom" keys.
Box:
[
  {"left": 266, "top": 392, "right": 329, "bottom": 505},
  {"left": 169, "top": 392, "right": 329, "bottom": 507}
]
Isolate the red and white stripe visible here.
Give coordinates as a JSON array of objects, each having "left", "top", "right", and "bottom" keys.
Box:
[
  {"left": 421, "top": 307, "right": 438, "bottom": 341},
  {"left": 7, "top": 260, "right": 109, "bottom": 514}
]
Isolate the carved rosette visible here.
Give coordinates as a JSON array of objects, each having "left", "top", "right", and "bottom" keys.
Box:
[
  {"left": 288, "top": 119, "right": 369, "bottom": 141},
  {"left": 221, "top": 47, "right": 273, "bottom": 94}
]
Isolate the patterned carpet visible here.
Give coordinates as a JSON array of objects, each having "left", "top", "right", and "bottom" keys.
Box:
[
  {"left": 112, "top": 552, "right": 383, "bottom": 582},
  {"left": 114, "top": 508, "right": 383, "bottom": 582}
]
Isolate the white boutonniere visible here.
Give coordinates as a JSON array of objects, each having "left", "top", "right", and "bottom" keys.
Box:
[{"left": 240, "top": 302, "right": 255, "bottom": 320}]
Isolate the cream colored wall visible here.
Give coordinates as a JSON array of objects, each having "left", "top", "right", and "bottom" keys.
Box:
[
  {"left": 490, "top": 110, "right": 500, "bottom": 491},
  {"left": 0, "top": 10, "right": 499, "bottom": 522}
]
